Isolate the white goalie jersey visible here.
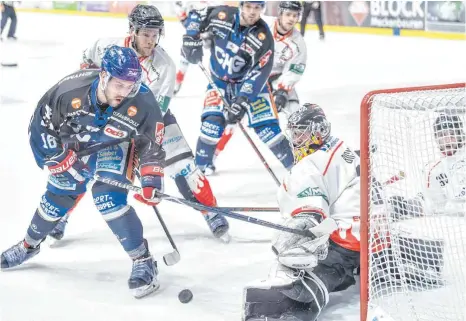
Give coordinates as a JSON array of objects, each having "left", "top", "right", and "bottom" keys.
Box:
[
  {"left": 262, "top": 16, "right": 307, "bottom": 92},
  {"left": 82, "top": 37, "right": 176, "bottom": 115},
  {"left": 277, "top": 137, "right": 361, "bottom": 252},
  {"left": 424, "top": 149, "right": 466, "bottom": 214}
]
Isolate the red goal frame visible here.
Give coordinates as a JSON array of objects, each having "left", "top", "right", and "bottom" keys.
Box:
[{"left": 359, "top": 82, "right": 466, "bottom": 321}]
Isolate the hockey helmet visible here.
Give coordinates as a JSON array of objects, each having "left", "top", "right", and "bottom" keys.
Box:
[
  {"left": 129, "top": 4, "right": 164, "bottom": 31},
  {"left": 101, "top": 45, "right": 144, "bottom": 98},
  {"left": 278, "top": 1, "right": 303, "bottom": 17},
  {"left": 287, "top": 103, "right": 331, "bottom": 162},
  {"left": 433, "top": 113, "right": 465, "bottom": 156}
]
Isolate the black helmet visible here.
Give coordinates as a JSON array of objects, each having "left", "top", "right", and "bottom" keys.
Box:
[
  {"left": 433, "top": 113, "right": 465, "bottom": 155},
  {"left": 287, "top": 103, "right": 331, "bottom": 162},
  {"left": 129, "top": 4, "right": 164, "bottom": 31},
  {"left": 278, "top": 1, "right": 303, "bottom": 15}
]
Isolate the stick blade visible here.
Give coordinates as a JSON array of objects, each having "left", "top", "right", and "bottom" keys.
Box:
[{"left": 163, "top": 250, "right": 180, "bottom": 266}]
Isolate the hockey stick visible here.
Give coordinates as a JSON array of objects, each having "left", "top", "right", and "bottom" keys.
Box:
[
  {"left": 94, "top": 175, "right": 316, "bottom": 238},
  {"left": 217, "top": 206, "right": 280, "bottom": 212},
  {"left": 151, "top": 206, "right": 181, "bottom": 266},
  {"left": 198, "top": 63, "right": 281, "bottom": 186}
]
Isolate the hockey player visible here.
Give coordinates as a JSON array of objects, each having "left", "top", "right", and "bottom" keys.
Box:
[
  {"left": 49, "top": 4, "right": 229, "bottom": 243},
  {"left": 214, "top": 1, "right": 308, "bottom": 164},
  {"left": 173, "top": 1, "right": 209, "bottom": 95},
  {"left": 1, "top": 46, "right": 164, "bottom": 298},
  {"left": 389, "top": 113, "right": 466, "bottom": 217},
  {"left": 242, "top": 103, "right": 360, "bottom": 321},
  {"left": 182, "top": 1, "right": 295, "bottom": 175}
]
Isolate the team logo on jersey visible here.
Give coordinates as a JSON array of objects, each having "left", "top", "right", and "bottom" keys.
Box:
[
  {"left": 127, "top": 106, "right": 138, "bottom": 117},
  {"left": 218, "top": 11, "right": 226, "bottom": 20},
  {"left": 258, "top": 32, "right": 266, "bottom": 41},
  {"left": 155, "top": 122, "right": 165, "bottom": 145},
  {"left": 71, "top": 98, "right": 81, "bottom": 109},
  {"left": 103, "top": 125, "right": 128, "bottom": 139}
]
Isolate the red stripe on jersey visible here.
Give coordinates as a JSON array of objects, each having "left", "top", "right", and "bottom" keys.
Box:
[
  {"left": 427, "top": 160, "right": 441, "bottom": 188},
  {"left": 323, "top": 141, "right": 344, "bottom": 176}
]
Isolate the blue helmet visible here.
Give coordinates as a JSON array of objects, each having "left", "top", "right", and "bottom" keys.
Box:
[
  {"left": 101, "top": 45, "right": 142, "bottom": 83},
  {"left": 101, "top": 45, "right": 144, "bottom": 97}
]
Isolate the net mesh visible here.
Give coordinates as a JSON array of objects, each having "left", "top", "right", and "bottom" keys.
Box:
[{"left": 366, "top": 85, "right": 466, "bottom": 321}]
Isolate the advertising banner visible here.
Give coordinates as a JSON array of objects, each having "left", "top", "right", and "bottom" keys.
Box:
[
  {"left": 82, "top": 2, "right": 110, "bottom": 13},
  {"left": 323, "top": 1, "right": 425, "bottom": 30},
  {"left": 53, "top": 1, "right": 78, "bottom": 11},
  {"left": 426, "top": 1, "right": 465, "bottom": 33}
]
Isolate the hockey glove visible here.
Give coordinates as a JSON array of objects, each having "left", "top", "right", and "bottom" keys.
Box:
[
  {"left": 273, "top": 89, "right": 289, "bottom": 113},
  {"left": 182, "top": 35, "right": 203, "bottom": 64},
  {"left": 45, "top": 149, "right": 92, "bottom": 184},
  {"left": 226, "top": 96, "right": 250, "bottom": 124},
  {"left": 272, "top": 213, "right": 337, "bottom": 269},
  {"left": 134, "top": 164, "right": 164, "bottom": 206}
]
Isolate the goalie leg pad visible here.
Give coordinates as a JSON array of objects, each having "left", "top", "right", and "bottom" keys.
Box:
[{"left": 243, "top": 264, "right": 326, "bottom": 321}]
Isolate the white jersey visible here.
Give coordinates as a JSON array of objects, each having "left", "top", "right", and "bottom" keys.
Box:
[
  {"left": 277, "top": 137, "right": 361, "bottom": 252},
  {"left": 424, "top": 149, "right": 466, "bottom": 214},
  {"left": 82, "top": 37, "right": 176, "bottom": 115},
  {"left": 263, "top": 16, "right": 307, "bottom": 92}
]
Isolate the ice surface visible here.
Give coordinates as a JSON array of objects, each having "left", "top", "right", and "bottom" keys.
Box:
[{"left": 0, "top": 12, "right": 465, "bottom": 321}]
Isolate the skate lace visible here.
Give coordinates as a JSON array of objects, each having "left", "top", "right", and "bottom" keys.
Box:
[
  {"left": 3, "top": 242, "right": 27, "bottom": 263},
  {"left": 132, "top": 257, "right": 154, "bottom": 281}
]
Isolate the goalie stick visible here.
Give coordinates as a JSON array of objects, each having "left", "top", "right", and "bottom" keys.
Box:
[
  {"left": 94, "top": 175, "right": 318, "bottom": 238},
  {"left": 198, "top": 63, "right": 281, "bottom": 186}
]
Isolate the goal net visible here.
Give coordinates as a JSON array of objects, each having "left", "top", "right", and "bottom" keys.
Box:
[{"left": 360, "top": 83, "right": 466, "bottom": 321}]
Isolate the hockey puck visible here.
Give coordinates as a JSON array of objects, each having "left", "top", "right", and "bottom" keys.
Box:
[{"left": 178, "top": 289, "right": 193, "bottom": 303}]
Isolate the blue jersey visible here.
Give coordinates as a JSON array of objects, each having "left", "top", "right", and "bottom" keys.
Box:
[
  {"left": 185, "top": 5, "right": 274, "bottom": 102},
  {"left": 28, "top": 70, "right": 165, "bottom": 170}
]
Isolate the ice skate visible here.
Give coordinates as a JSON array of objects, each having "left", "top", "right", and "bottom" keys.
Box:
[
  {"left": 204, "top": 212, "right": 230, "bottom": 242},
  {"left": 1, "top": 241, "right": 40, "bottom": 269},
  {"left": 128, "top": 253, "right": 160, "bottom": 298},
  {"left": 47, "top": 215, "right": 69, "bottom": 246},
  {"left": 203, "top": 164, "right": 216, "bottom": 176}
]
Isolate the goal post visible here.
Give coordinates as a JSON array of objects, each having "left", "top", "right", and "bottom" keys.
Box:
[{"left": 360, "top": 83, "right": 466, "bottom": 321}]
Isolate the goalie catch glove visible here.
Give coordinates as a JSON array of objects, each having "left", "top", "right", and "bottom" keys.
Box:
[{"left": 272, "top": 211, "right": 337, "bottom": 270}]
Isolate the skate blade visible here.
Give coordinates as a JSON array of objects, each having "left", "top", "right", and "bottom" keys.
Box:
[
  {"left": 218, "top": 232, "right": 231, "bottom": 244},
  {"left": 45, "top": 236, "right": 61, "bottom": 248},
  {"left": 132, "top": 281, "right": 160, "bottom": 299}
]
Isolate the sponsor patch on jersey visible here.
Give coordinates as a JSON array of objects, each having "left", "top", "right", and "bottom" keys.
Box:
[
  {"left": 290, "top": 63, "right": 305, "bottom": 74},
  {"left": 127, "top": 106, "right": 138, "bottom": 117},
  {"left": 155, "top": 122, "right": 164, "bottom": 145},
  {"left": 259, "top": 49, "right": 272, "bottom": 68},
  {"left": 258, "top": 32, "right": 266, "bottom": 41},
  {"left": 71, "top": 98, "right": 81, "bottom": 109},
  {"left": 240, "top": 83, "right": 253, "bottom": 94},
  {"left": 218, "top": 11, "right": 226, "bottom": 20},
  {"left": 104, "top": 125, "right": 128, "bottom": 139},
  {"left": 297, "top": 187, "right": 329, "bottom": 205},
  {"left": 240, "top": 43, "right": 256, "bottom": 56},
  {"left": 226, "top": 41, "right": 239, "bottom": 54}
]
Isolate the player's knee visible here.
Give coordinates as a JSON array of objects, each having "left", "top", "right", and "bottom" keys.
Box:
[
  {"left": 173, "top": 163, "right": 216, "bottom": 206},
  {"left": 92, "top": 183, "right": 130, "bottom": 221},
  {"left": 200, "top": 115, "right": 225, "bottom": 145},
  {"left": 37, "top": 191, "right": 80, "bottom": 221},
  {"left": 254, "top": 123, "right": 294, "bottom": 169}
]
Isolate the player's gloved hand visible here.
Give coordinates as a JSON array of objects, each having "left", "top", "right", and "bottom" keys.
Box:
[
  {"left": 226, "top": 96, "right": 250, "bottom": 124},
  {"left": 134, "top": 164, "right": 164, "bottom": 206},
  {"left": 273, "top": 89, "right": 289, "bottom": 112},
  {"left": 182, "top": 35, "right": 203, "bottom": 64},
  {"left": 272, "top": 213, "right": 336, "bottom": 269},
  {"left": 45, "top": 149, "right": 92, "bottom": 183}
]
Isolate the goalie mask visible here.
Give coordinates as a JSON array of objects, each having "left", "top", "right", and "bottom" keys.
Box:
[
  {"left": 433, "top": 114, "right": 465, "bottom": 156},
  {"left": 287, "top": 103, "right": 331, "bottom": 163}
]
